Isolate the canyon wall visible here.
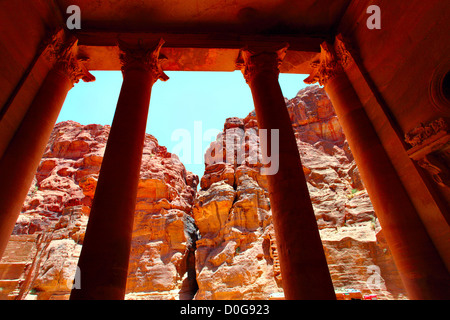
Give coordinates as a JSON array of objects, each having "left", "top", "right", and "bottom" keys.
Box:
[
  {"left": 193, "top": 85, "right": 407, "bottom": 300},
  {"left": 0, "top": 121, "right": 199, "bottom": 300},
  {"left": 0, "top": 85, "right": 407, "bottom": 300}
]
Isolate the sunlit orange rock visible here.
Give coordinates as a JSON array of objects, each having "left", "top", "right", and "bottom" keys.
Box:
[
  {"left": 1, "top": 87, "right": 407, "bottom": 300},
  {"left": 0, "top": 121, "right": 198, "bottom": 300},
  {"left": 193, "top": 86, "right": 407, "bottom": 300}
]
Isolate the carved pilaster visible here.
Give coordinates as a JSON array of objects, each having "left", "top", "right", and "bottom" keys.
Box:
[
  {"left": 118, "top": 38, "right": 169, "bottom": 83},
  {"left": 236, "top": 44, "right": 289, "bottom": 83},
  {"left": 43, "top": 30, "right": 95, "bottom": 85}
]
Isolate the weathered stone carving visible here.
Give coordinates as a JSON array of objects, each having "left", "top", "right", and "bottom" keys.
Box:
[
  {"left": 417, "top": 154, "right": 450, "bottom": 188},
  {"left": 236, "top": 44, "right": 289, "bottom": 83},
  {"left": 44, "top": 30, "right": 95, "bottom": 84},
  {"left": 406, "top": 118, "right": 450, "bottom": 189},
  {"left": 304, "top": 35, "right": 354, "bottom": 86},
  {"left": 304, "top": 41, "right": 342, "bottom": 86},
  {"left": 118, "top": 38, "right": 169, "bottom": 82},
  {"left": 405, "top": 118, "right": 449, "bottom": 147},
  {"left": 334, "top": 34, "right": 353, "bottom": 69}
]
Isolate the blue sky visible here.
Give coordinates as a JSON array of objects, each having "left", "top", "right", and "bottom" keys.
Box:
[{"left": 58, "top": 71, "right": 308, "bottom": 178}]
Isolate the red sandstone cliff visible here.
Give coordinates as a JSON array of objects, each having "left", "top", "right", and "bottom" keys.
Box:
[
  {"left": 0, "top": 85, "right": 408, "bottom": 300},
  {"left": 0, "top": 121, "right": 198, "bottom": 300},
  {"left": 194, "top": 85, "right": 407, "bottom": 300}
]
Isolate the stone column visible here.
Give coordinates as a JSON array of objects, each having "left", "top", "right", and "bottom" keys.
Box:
[
  {"left": 305, "top": 38, "right": 450, "bottom": 299},
  {"left": 238, "top": 46, "right": 336, "bottom": 300},
  {"left": 0, "top": 34, "right": 95, "bottom": 259},
  {"left": 70, "top": 39, "right": 168, "bottom": 300}
]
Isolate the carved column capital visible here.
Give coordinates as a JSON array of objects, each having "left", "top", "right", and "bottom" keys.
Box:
[
  {"left": 118, "top": 38, "right": 169, "bottom": 83},
  {"left": 44, "top": 31, "right": 95, "bottom": 85},
  {"left": 334, "top": 34, "right": 354, "bottom": 69},
  {"left": 236, "top": 44, "right": 289, "bottom": 83},
  {"left": 304, "top": 35, "right": 355, "bottom": 86},
  {"left": 304, "top": 41, "right": 343, "bottom": 86}
]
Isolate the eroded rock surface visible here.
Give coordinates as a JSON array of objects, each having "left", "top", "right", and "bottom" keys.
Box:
[
  {"left": 193, "top": 85, "right": 407, "bottom": 300},
  {"left": 0, "top": 121, "right": 198, "bottom": 300},
  {"left": 0, "top": 86, "right": 407, "bottom": 300}
]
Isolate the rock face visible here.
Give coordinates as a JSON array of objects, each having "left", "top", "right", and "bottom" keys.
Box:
[
  {"left": 194, "top": 85, "right": 407, "bottom": 300},
  {"left": 287, "top": 85, "right": 345, "bottom": 145},
  {"left": 0, "top": 121, "right": 199, "bottom": 300},
  {"left": 0, "top": 85, "right": 408, "bottom": 300}
]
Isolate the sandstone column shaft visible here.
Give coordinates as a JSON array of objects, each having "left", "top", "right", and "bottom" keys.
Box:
[
  {"left": 239, "top": 47, "right": 336, "bottom": 300},
  {"left": 0, "top": 36, "right": 94, "bottom": 259},
  {"left": 307, "top": 40, "right": 450, "bottom": 299},
  {"left": 70, "top": 40, "right": 168, "bottom": 300}
]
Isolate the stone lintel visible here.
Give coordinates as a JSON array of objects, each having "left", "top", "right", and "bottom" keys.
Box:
[{"left": 72, "top": 32, "right": 322, "bottom": 73}]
